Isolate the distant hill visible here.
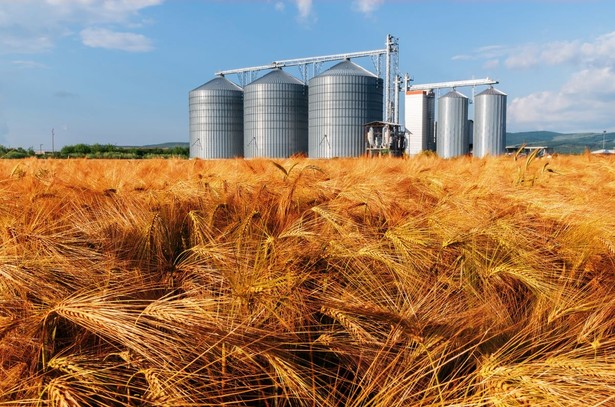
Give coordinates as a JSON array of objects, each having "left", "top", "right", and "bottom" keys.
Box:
[{"left": 505, "top": 131, "right": 615, "bottom": 154}]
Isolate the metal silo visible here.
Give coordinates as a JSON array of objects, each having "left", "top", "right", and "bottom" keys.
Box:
[
  {"left": 474, "top": 87, "right": 507, "bottom": 158},
  {"left": 189, "top": 75, "right": 243, "bottom": 159},
  {"left": 309, "top": 60, "right": 383, "bottom": 158},
  {"left": 436, "top": 90, "right": 469, "bottom": 158},
  {"left": 243, "top": 68, "right": 308, "bottom": 158}
]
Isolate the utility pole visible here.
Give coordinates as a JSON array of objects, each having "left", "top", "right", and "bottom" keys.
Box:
[{"left": 51, "top": 128, "right": 55, "bottom": 155}]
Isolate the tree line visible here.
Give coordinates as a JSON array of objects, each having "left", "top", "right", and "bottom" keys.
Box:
[{"left": 0, "top": 143, "right": 189, "bottom": 159}]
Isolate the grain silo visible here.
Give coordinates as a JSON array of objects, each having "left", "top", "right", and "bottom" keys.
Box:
[
  {"left": 473, "top": 87, "right": 507, "bottom": 158},
  {"left": 189, "top": 75, "right": 243, "bottom": 159},
  {"left": 308, "top": 60, "right": 383, "bottom": 158},
  {"left": 436, "top": 90, "right": 469, "bottom": 158},
  {"left": 243, "top": 68, "right": 308, "bottom": 158}
]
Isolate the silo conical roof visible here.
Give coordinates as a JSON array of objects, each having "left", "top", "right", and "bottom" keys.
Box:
[
  {"left": 440, "top": 90, "right": 468, "bottom": 99},
  {"left": 192, "top": 75, "right": 243, "bottom": 92},
  {"left": 476, "top": 87, "right": 507, "bottom": 97},
  {"left": 249, "top": 68, "right": 304, "bottom": 85},
  {"left": 316, "top": 59, "right": 377, "bottom": 78}
]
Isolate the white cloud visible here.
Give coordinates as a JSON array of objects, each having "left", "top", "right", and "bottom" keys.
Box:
[
  {"left": 509, "top": 91, "right": 571, "bottom": 128},
  {"left": 275, "top": 2, "right": 285, "bottom": 12},
  {"left": 1, "top": 35, "right": 55, "bottom": 54},
  {"left": 452, "top": 45, "right": 506, "bottom": 63},
  {"left": 11, "top": 60, "right": 50, "bottom": 69},
  {"left": 483, "top": 59, "right": 500, "bottom": 70},
  {"left": 45, "top": 0, "right": 162, "bottom": 23},
  {"left": 0, "top": 0, "right": 162, "bottom": 54},
  {"left": 80, "top": 27, "right": 153, "bottom": 52},
  {"left": 539, "top": 40, "right": 581, "bottom": 66},
  {"left": 451, "top": 54, "right": 472, "bottom": 61},
  {"left": 579, "top": 31, "right": 615, "bottom": 66},
  {"left": 563, "top": 67, "right": 615, "bottom": 96},
  {"left": 462, "top": 31, "right": 615, "bottom": 71},
  {"left": 353, "top": 0, "right": 384, "bottom": 15},
  {"left": 504, "top": 44, "right": 541, "bottom": 69},
  {"left": 508, "top": 67, "right": 615, "bottom": 132},
  {"left": 476, "top": 45, "right": 506, "bottom": 56},
  {"left": 456, "top": 31, "right": 615, "bottom": 132},
  {"left": 295, "top": 0, "right": 313, "bottom": 20}
]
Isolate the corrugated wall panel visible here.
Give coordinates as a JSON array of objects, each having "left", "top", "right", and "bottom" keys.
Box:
[
  {"left": 426, "top": 95, "right": 436, "bottom": 151},
  {"left": 405, "top": 91, "right": 436, "bottom": 155}
]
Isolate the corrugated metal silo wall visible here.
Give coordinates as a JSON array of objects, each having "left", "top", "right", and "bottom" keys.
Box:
[
  {"left": 309, "top": 76, "right": 383, "bottom": 158},
  {"left": 189, "top": 86, "right": 244, "bottom": 159},
  {"left": 426, "top": 93, "right": 436, "bottom": 151},
  {"left": 474, "top": 89, "right": 507, "bottom": 158},
  {"left": 243, "top": 79, "right": 308, "bottom": 159},
  {"left": 436, "top": 92, "right": 469, "bottom": 158}
]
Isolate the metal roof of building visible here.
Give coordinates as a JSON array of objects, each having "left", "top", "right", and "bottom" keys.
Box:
[
  {"left": 249, "top": 68, "right": 304, "bottom": 85},
  {"left": 192, "top": 75, "right": 243, "bottom": 92}
]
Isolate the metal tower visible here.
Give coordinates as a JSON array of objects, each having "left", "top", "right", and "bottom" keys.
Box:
[{"left": 384, "top": 34, "right": 400, "bottom": 124}]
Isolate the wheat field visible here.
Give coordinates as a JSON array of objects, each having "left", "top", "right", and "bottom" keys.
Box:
[{"left": 1, "top": 153, "right": 614, "bottom": 406}]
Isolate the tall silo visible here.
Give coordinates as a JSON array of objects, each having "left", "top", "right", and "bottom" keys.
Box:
[
  {"left": 474, "top": 87, "right": 507, "bottom": 158},
  {"left": 309, "top": 60, "right": 383, "bottom": 158},
  {"left": 243, "top": 68, "right": 308, "bottom": 158},
  {"left": 189, "top": 75, "right": 243, "bottom": 159},
  {"left": 436, "top": 90, "right": 469, "bottom": 158},
  {"left": 405, "top": 90, "right": 436, "bottom": 155}
]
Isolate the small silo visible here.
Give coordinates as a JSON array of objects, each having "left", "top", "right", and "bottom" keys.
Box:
[
  {"left": 473, "top": 87, "right": 507, "bottom": 158},
  {"left": 436, "top": 90, "right": 469, "bottom": 158},
  {"left": 243, "top": 68, "right": 308, "bottom": 158},
  {"left": 308, "top": 60, "right": 383, "bottom": 158},
  {"left": 189, "top": 75, "right": 243, "bottom": 159}
]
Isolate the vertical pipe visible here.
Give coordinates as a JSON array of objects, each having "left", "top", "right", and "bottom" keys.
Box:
[
  {"left": 385, "top": 34, "right": 391, "bottom": 123},
  {"left": 394, "top": 75, "right": 400, "bottom": 124}
]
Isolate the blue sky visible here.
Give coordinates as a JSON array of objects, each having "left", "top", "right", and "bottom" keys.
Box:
[{"left": 1, "top": 0, "right": 614, "bottom": 149}]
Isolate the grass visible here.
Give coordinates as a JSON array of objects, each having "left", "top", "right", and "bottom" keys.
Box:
[{"left": 1, "top": 154, "right": 614, "bottom": 406}]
